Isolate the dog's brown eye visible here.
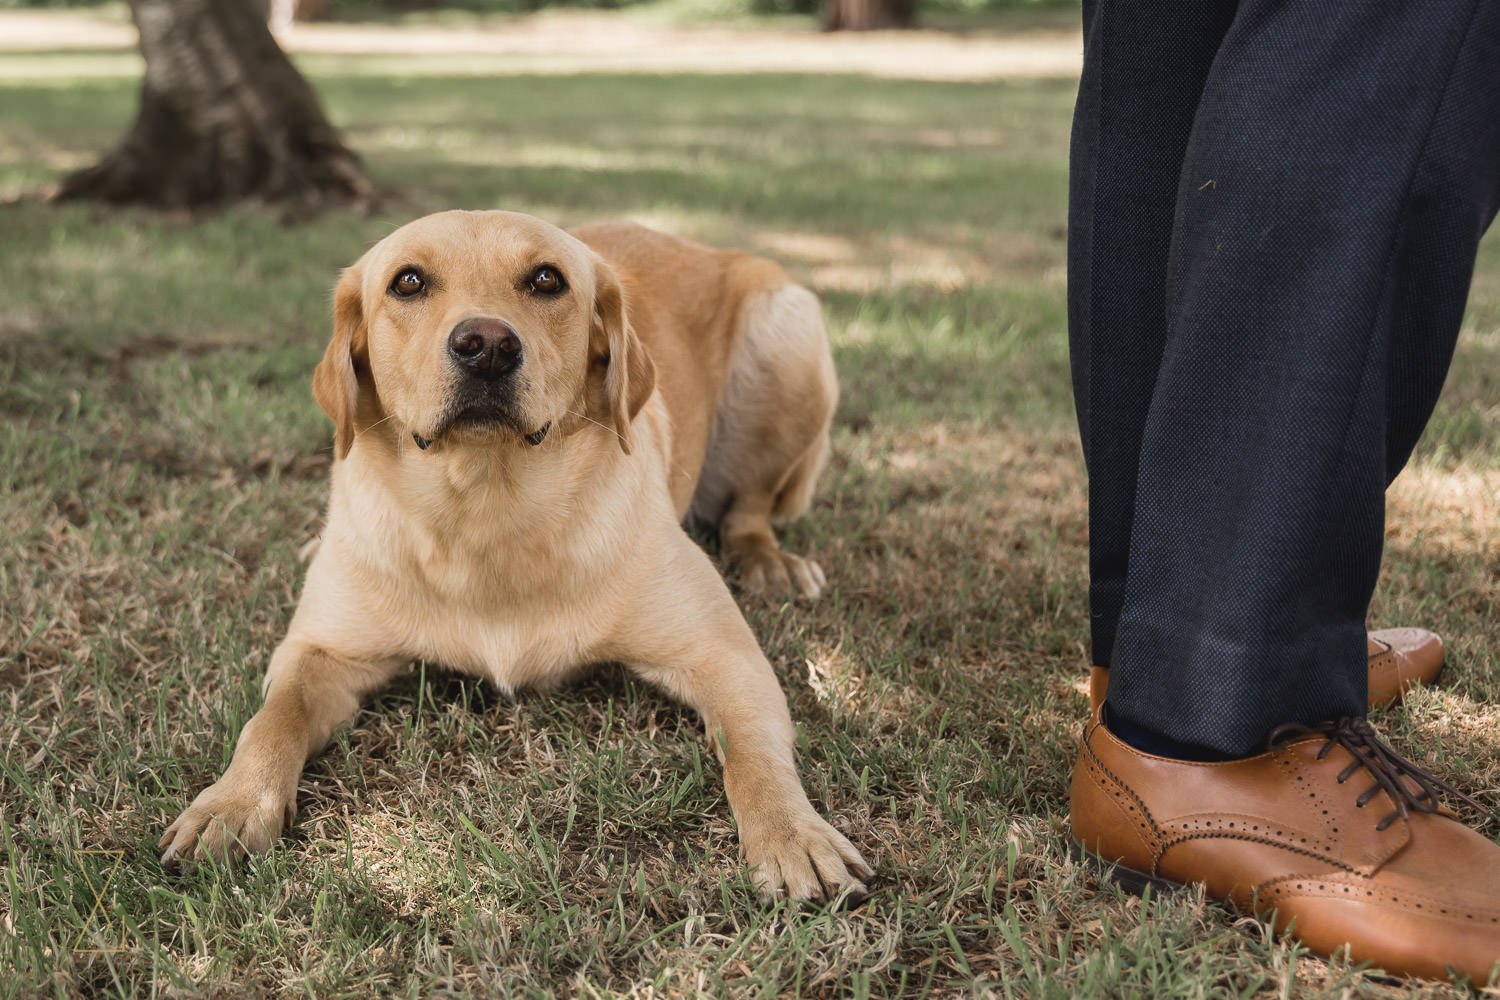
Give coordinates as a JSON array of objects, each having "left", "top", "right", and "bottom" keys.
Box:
[
  {"left": 391, "top": 269, "right": 426, "bottom": 298},
  {"left": 528, "top": 266, "right": 565, "bottom": 295}
]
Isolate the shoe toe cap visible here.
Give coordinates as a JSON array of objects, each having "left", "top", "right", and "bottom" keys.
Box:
[{"left": 1259, "top": 873, "right": 1500, "bottom": 984}]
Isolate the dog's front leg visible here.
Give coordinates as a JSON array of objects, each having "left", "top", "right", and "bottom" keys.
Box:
[
  {"left": 159, "top": 641, "right": 400, "bottom": 863},
  {"left": 616, "top": 540, "right": 872, "bottom": 902}
]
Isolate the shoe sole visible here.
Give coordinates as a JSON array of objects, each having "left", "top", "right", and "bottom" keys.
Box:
[{"left": 1068, "top": 839, "right": 1181, "bottom": 897}]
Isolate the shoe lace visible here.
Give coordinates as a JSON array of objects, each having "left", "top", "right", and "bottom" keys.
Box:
[{"left": 1267, "top": 717, "right": 1483, "bottom": 832}]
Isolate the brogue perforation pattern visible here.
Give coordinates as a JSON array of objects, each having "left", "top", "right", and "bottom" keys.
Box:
[
  {"left": 1081, "top": 731, "right": 1162, "bottom": 858},
  {"left": 1275, "top": 745, "right": 1348, "bottom": 848},
  {"left": 1259, "top": 876, "right": 1500, "bottom": 926},
  {"left": 1161, "top": 815, "right": 1335, "bottom": 855},
  {"left": 1157, "top": 825, "right": 1361, "bottom": 877}
]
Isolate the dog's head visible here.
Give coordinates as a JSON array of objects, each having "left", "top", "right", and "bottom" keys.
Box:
[{"left": 314, "top": 210, "right": 655, "bottom": 459}]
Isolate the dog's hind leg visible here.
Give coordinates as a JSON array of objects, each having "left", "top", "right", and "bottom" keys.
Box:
[{"left": 691, "top": 280, "right": 837, "bottom": 600}]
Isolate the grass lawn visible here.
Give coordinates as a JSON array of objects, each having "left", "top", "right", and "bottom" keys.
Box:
[{"left": 2, "top": 14, "right": 1498, "bottom": 999}]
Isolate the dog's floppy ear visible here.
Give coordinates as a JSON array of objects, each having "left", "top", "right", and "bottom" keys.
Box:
[
  {"left": 588, "top": 260, "right": 655, "bottom": 454},
  {"left": 312, "top": 264, "right": 369, "bottom": 460}
]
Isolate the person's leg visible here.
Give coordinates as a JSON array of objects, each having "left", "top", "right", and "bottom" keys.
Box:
[
  {"left": 1067, "top": 0, "right": 1238, "bottom": 667},
  {"left": 1070, "top": 2, "right": 1500, "bottom": 982},
  {"left": 1105, "top": 0, "right": 1500, "bottom": 758}
]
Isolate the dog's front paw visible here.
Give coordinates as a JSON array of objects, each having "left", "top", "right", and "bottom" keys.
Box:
[
  {"left": 740, "top": 549, "right": 827, "bottom": 601},
  {"left": 158, "top": 775, "right": 296, "bottom": 865},
  {"left": 740, "top": 811, "right": 873, "bottom": 903}
]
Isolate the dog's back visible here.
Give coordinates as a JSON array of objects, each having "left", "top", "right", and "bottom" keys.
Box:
[{"left": 572, "top": 223, "right": 837, "bottom": 594}]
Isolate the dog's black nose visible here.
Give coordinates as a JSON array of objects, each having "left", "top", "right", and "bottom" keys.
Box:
[{"left": 448, "top": 318, "right": 522, "bottom": 378}]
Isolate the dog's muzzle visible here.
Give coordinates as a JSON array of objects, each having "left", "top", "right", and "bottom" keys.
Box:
[{"left": 411, "top": 420, "right": 549, "bottom": 451}]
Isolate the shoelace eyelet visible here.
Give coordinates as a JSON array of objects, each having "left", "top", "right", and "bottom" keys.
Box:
[{"left": 1267, "top": 716, "right": 1482, "bottom": 833}]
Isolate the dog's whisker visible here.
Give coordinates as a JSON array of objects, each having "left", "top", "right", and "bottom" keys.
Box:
[
  {"left": 353, "top": 412, "right": 398, "bottom": 442},
  {"left": 564, "top": 408, "right": 617, "bottom": 436}
]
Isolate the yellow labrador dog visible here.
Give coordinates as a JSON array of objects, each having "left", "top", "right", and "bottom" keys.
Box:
[{"left": 159, "top": 210, "right": 872, "bottom": 901}]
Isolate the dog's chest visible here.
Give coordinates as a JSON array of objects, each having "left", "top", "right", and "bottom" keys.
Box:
[
  {"left": 332, "top": 484, "right": 630, "bottom": 689},
  {"left": 315, "top": 443, "right": 659, "bottom": 689},
  {"left": 410, "top": 603, "right": 594, "bottom": 693},
  {"left": 375, "top": 528, "right": 606, "bottom": 685}
]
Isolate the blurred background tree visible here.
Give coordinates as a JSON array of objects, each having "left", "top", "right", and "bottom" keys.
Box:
[
  {"left": 16, "top": 0, "right": 1072, "bottom": 208},
  {"left": 47, "top": 0, "right": 369, "bottom": 208},
  {"left": 266, "top": 0, "right": 329, "bottom": 26},
  {"left": 821, "top": 0, "right": 914, "bottom": 30}
]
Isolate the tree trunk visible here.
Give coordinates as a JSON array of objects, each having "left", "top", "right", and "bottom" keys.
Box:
[
  {"left": 821, "top": 0, "right": 916, "bottom": 31},
  {"left": 269, "top": 0, "right": 330, "bottom": 29},
  {"left": 51, "top": 0, "right": 370, "bottom": 211}
]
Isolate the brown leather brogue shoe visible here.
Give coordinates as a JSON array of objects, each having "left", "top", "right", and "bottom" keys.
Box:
[
  {"left": 1366, "top": 628, "right": 1444, "bottom": 709},
  {"left": 1070, "top": 709, "right": 1500, "bottom": 984},
  {"left": 1087, "top": 626, "right": 1445, "bottom": 714}
]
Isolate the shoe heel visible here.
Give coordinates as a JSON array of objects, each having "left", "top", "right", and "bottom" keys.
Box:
[{"left": 1068, "top": 839, "right": 1180, "bottom": 898}]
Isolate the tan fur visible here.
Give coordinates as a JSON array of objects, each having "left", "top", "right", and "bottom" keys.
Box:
[{"left": 159, "top": 210, "right": 867, "bottom": 901}]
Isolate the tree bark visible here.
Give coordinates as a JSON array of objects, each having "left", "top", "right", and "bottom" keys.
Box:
[
  {"left": 821, "top": 0, "right": 916, "bottom": 31},
  {"left": 269, "top": 0, "right": 330, "bottom": 29},
  {"left": 51, "top": 0, "right": 370, "bottom": 211}
]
